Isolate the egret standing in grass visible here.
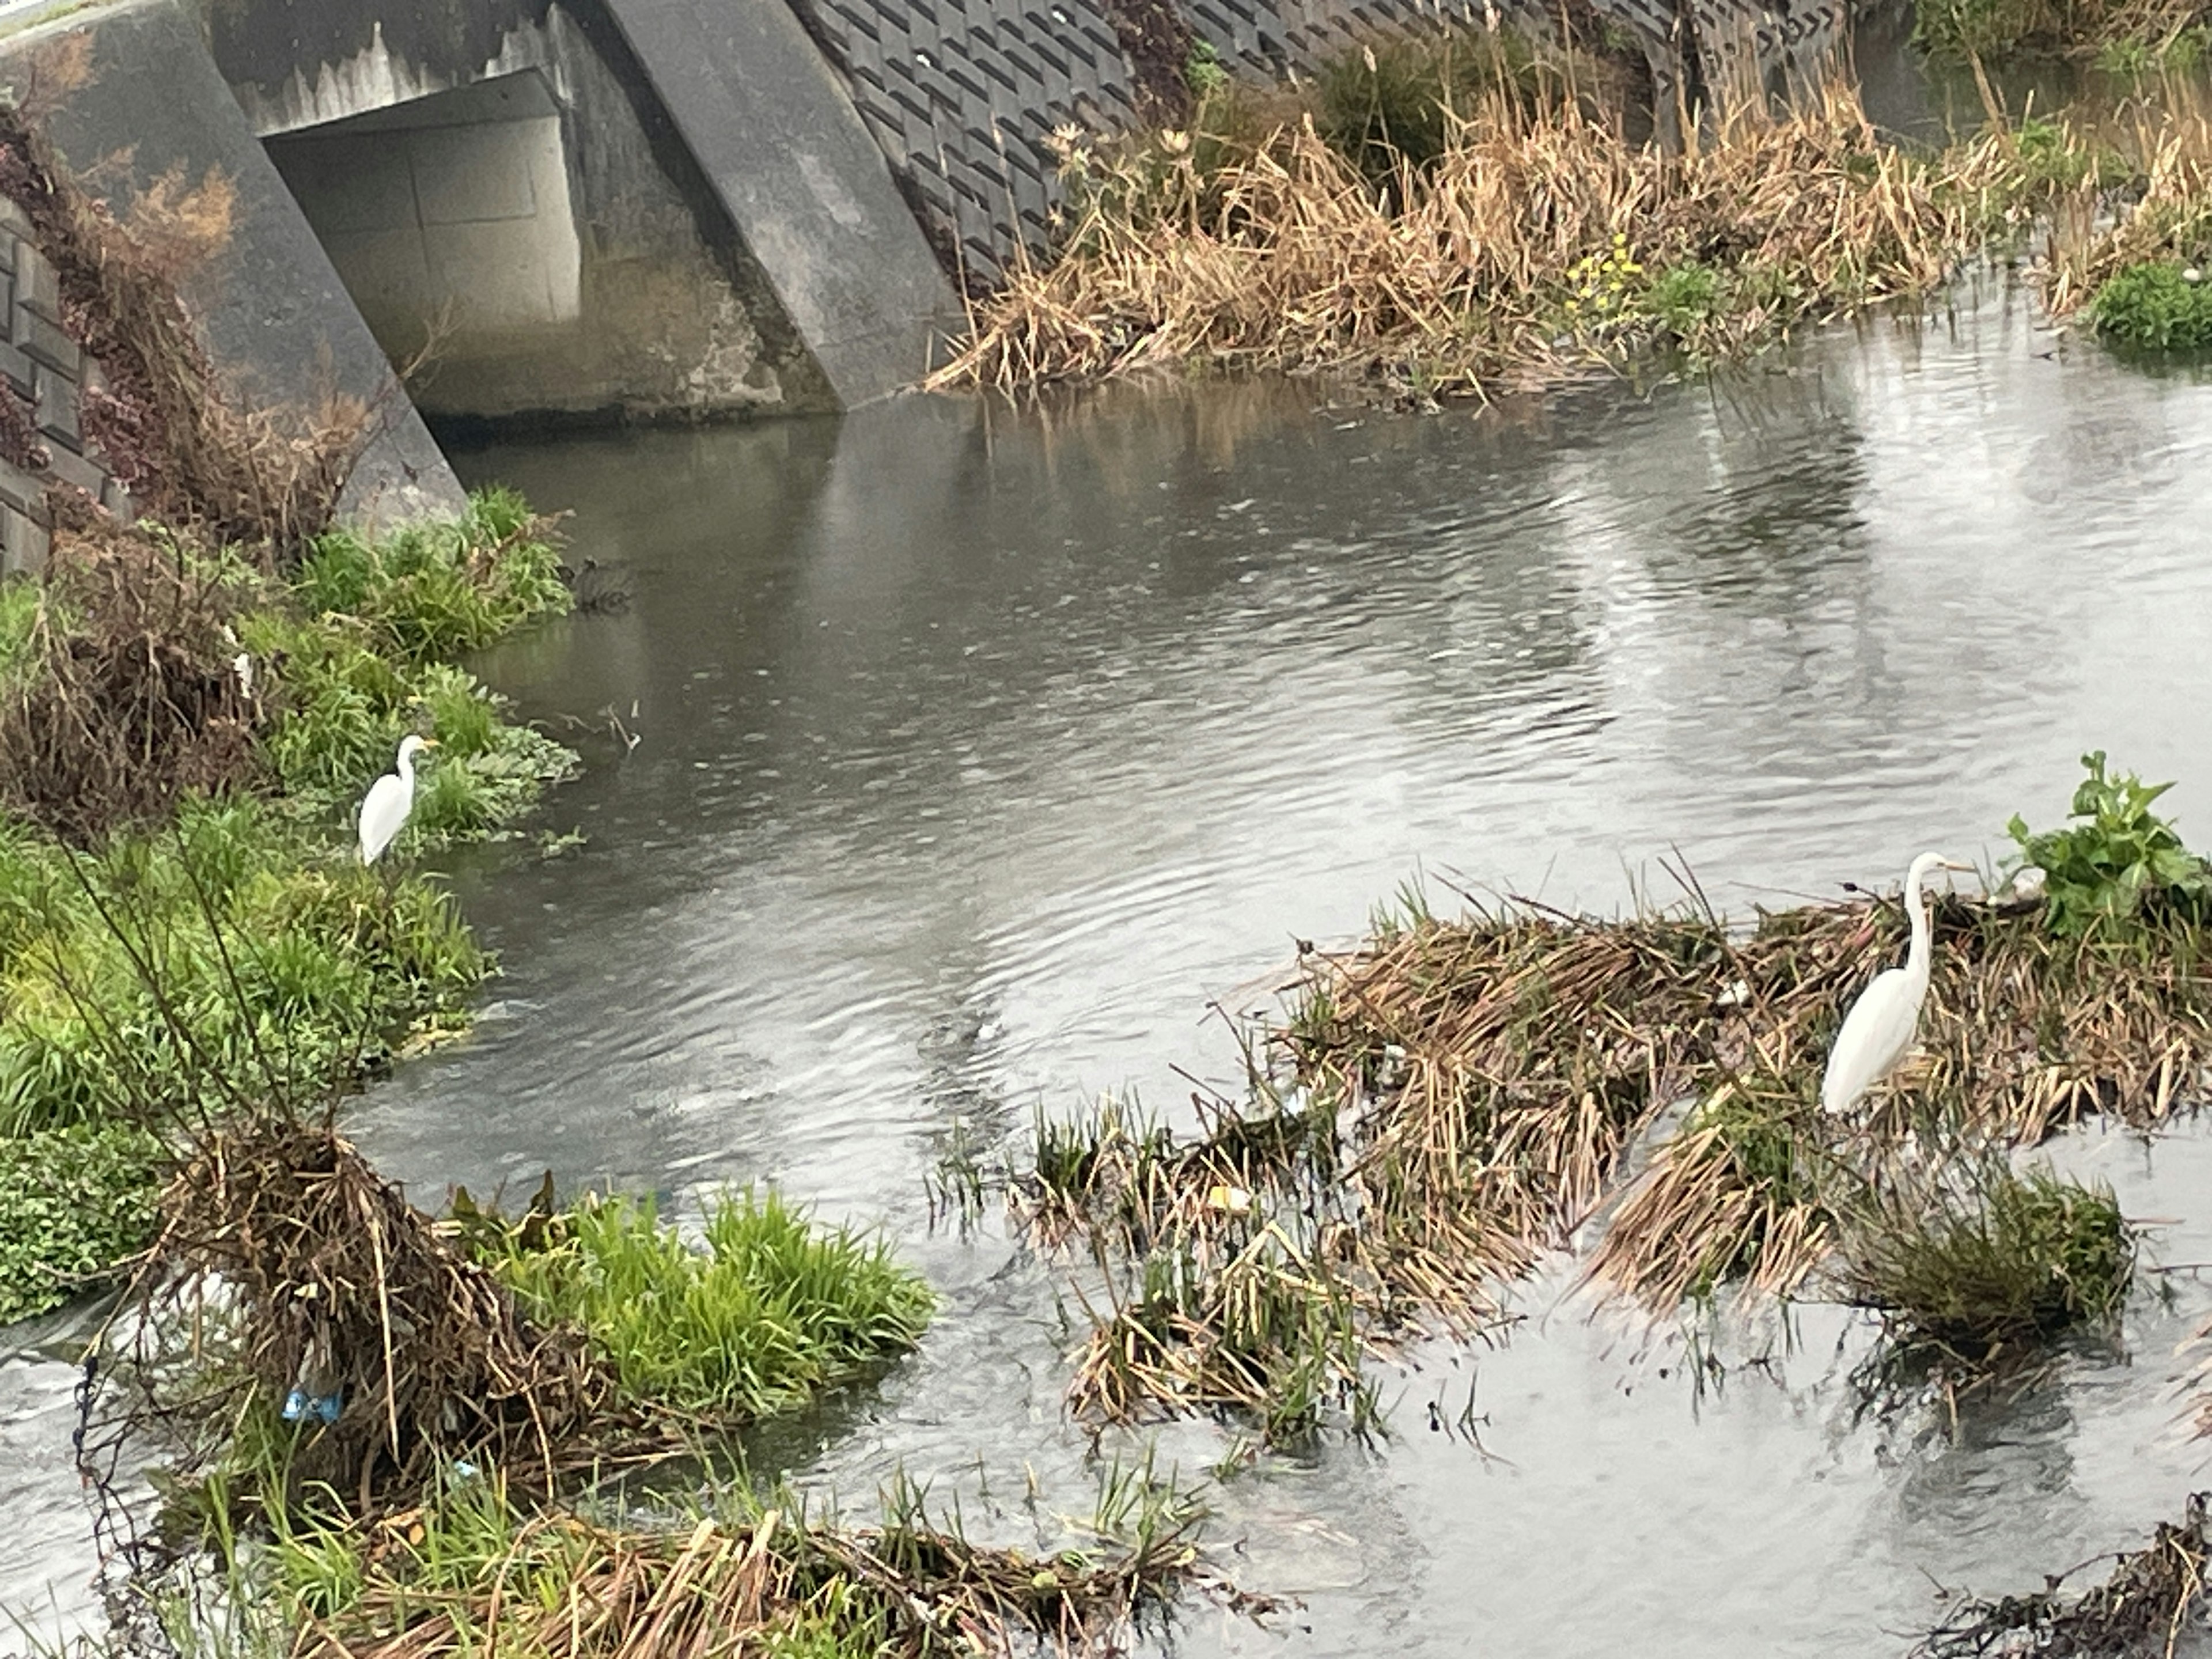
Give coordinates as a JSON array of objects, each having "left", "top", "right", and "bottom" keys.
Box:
[
  {"left": 1821, "top": 851, "right": 1977, "bottom": 1117},
  {"left": 358, "top": 735, "right": 435, "bottom": 865}
]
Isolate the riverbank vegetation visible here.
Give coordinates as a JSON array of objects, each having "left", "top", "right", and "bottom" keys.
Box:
[
  {"left": 1914, "top": 0, "right": 2210, "bottom": 66},
  {"left": 930, "top": 26, "right": 2212, "bottom": 402},
  {"left": 0, "top": 98, "right": 1214, "bottom": 1659},
  {"left": 0, "top": 495, "right": 573, "bottom": 1323},
  {"left": 73, "top": 1110, "right": 1212, "bottom": 1658},
  {"left": 466, "top": 1185, "right": 936, "bottom": 1421},
  {"left": 981, "top": 753, "right": 2196, "bottom": 1441},
  {"left": 149, "top": 1448, "right": 1206, "bottom": 1659}
]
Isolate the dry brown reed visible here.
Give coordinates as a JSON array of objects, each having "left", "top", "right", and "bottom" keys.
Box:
[
  {"left": 2027, "top": 98, "right": 2212, "bottom": 315},
  {"left": 90, "top": 1119, "right": 635, "bottom": 1520},
  {"left": 1292, "top": 912, "right": 1738, "bottom": 1310},
  {"left": 1024, "top": 878, "right": 2212, "bottom": 1433},
  {"left": 0, "top": 71, "right": 363, "bottom": 560},
  {"left": 1310, "top": 889, "right": 2211, "bottom": 1313},
  {"left": 0, "top": 508, "right": 262, "bottom": 839},
  {"left": 930, "top": 75, "right": 1987, "bottom": 400},
  {"left": 1584, "top": 1077, "right": 1835, "bottom": 1309}
]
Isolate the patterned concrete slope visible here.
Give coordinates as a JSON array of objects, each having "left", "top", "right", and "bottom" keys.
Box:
[
  {"left": 785, "top": 0, "right": 1853, "bottom": 286},
  {"left": 785, "top": 0, "right": 1149, "bottom": 287}
]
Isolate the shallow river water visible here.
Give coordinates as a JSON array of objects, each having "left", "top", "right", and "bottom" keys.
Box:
[{"left": 10, "top": 278, "right": 2212, "bottom": 1653}]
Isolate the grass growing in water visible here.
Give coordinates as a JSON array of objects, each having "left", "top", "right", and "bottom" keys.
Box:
[
  {"left": 936, "top": 47, "right": 2212, "bottom": 396},
  {"left": 990, "top": 759, "right": 2212, "bottom": 1436},
  {"left": 2092, "top": 258, "right": 2212, "bottom": 346},
  {"left": 476, "top": 1188, "right": 935, "bottom": 1420},
  {"left": 180, "top": 1452, "right": 1208, "bottom": 1659},
  {"left": 934, "top": 69, "right": 2021, "bottom": 400},
  {"left": 0, "top": 798, "right": 484, "bottom": 1137},
  {"left": 1840, "top": 1165, "right": 2134, "bottom": 1370}
]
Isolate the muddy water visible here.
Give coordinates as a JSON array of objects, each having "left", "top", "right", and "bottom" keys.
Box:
[{"left": 11, "top": 279, "right": 2212, "bottom": 1650}]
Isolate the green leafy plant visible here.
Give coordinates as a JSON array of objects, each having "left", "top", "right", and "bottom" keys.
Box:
[
  {"left": 2090, "top": 260, "right": 2212, "bottom": 350},
  {"left": 2007, "top": 751, "right": 2212, "bottom": 934},
  {"left": 1643, "top": 260, "right": 1721, "bottom": 344},
  {"left": 0, "top": 1119, "right": 164, "bottom": 1322},
  {"left": 1184, "top": 37, "right": 1228, "bottom": 99}
]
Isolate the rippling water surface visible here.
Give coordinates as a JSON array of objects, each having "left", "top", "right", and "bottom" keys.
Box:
[{"left": 11, "top": 282, "right": 2212, "bottom": 1653}]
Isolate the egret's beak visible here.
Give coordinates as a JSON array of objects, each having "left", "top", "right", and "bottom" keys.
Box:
[
  {"left": 421, "top": 738, "right": 440, "bottom": 749},
  {"left": 1941, "top": 859, "right": 1976, "bottom": 873}
]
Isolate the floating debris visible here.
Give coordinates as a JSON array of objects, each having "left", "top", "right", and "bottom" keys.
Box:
[
  {"left": 84, "top": 1118, "right": 631, "bottom": 1520},
  {"left": 1914, "top": 1492, "right": 2212, "bottom": 1657}
]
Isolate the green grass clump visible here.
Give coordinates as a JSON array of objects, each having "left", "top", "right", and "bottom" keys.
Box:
[
  {"left": 480, "top": 1189, "right": 934, "bottom": 1420},
  {"left": 2090, "top": 260, "right": 2212, "bottom": 350},
  {"left": 1842, "top": 1165, "right": 2134, "bottom": 1368},
  {"left": 249, "top": 491, "right": 578, "bottom": 846},
  {"left": 290, "top": 487, "right": 570, "bottom": 666},
  {"left": 0, "top": 578, "right": 41, "bottom": 684},
  {"left": 1312, "top": 28, "right": 1541, "bottom": 181},
  {"left": 2007, "top": 750, "right": 2212, "bottom": 934},
  {"left": 0, "top": 797, "right": 483, "bottom": 1137},
  {"left": 0, "top": 1119, "right": 164, "bottom": 1322}
]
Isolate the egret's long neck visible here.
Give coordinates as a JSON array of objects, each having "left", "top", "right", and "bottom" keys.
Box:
[
  {"left": 1904, "top": 863, "right": 1935, "bottom": 985},
  {"left": 396, "top": 747, "right": 416, "bottom": 787}
]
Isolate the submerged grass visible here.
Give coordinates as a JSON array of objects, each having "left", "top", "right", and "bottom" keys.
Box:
[
  {"left": 1840, "top": 1164, "right": 2135, "bottom": 1371},
  {"left": 474, "top": 1188, "right": 935, "bottom": 1421}
]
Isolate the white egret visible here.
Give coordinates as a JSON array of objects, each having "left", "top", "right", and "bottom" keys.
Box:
[
  {"left": 1820, "top": 851, "right": 1976, "bottom": 1117},
  {"left": 357, "top": 735, "right": 435, "bottom": 866}
]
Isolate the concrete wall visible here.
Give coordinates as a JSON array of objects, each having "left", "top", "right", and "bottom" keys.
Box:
[
  {"left": 791, "top": 0, "right": 1858, "bottom": 284},
  {"left": 253, "top": 9, "right": 846, "bottom": 424},
  {"left": 207, "top": 0, "right": 956, "bottom": 419},
  {"left": 0, "top": 0, "right": 466, "bottom": 558},
  {"left": 0, "top": 197, "right": 124, "bottom": 575},
  {"left": 270, "top": 74, "right": 585, "bottom": 359}
]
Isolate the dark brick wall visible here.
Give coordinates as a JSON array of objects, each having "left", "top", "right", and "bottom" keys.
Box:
[{"left": 0, "top": 196, "right": 125, "bottom": 578}]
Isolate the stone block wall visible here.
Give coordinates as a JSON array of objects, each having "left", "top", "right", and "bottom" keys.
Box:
[{"left": 0, "top": 198, "right": 127, "bottom": 579}]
